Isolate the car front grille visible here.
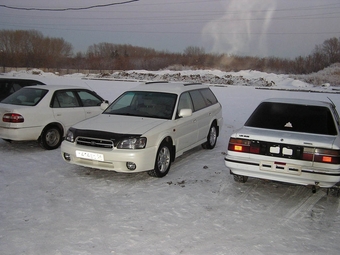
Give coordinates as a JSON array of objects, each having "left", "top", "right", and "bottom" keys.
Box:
[{"left": 76, "top": 137, "right": 114, "bottom": 149}]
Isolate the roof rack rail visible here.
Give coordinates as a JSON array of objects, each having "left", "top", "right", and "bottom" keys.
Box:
[
  {"left": 184, "top": 82, "right": 202, "bottom": 86},
  {"left": 144, "top": 81, "right": 168, "bottom": 84}
]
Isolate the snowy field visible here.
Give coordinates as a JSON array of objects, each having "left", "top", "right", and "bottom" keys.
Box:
[{"left": 1, "top": 69, "right": 340, "bottom": 255}]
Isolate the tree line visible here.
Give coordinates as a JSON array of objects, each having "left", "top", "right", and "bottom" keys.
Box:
[{"left": 1, "top": 29, "right": 340, "bottom": 74}]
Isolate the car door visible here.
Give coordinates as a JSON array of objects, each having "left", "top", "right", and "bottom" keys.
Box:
[
  {"left": 189, "top": 89, "right": 211, "bottom": 142},
  {"left": 75, "top": 90, "right": 104, "bottom": 119},
  {"left": 174, "top": 92, "right": 198, "bottom": 152},
  {"left": 51, "top": 90, "right": 86, "bottom": 130}
]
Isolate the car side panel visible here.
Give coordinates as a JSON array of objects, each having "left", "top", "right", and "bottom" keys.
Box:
[
  {"left": 83, "top": 106, "right": 104, "bottom": 119},
  {"left": 196, "top": 104, "right": 221, "bottom": 141},
  {"left": 52, "top": 107, "right": 86, "bottom": 132},
  {"left": 174, "top": 113, "right": 198, "bottom": 153}
]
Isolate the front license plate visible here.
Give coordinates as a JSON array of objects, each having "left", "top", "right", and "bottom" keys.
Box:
[{"left": 76, "top": 150, "right": 104, "bottom": 161}]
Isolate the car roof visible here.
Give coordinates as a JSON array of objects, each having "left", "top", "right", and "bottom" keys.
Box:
[
  {"left": 262, "top": 98, "right": 334, "bottom": 108},
  {"left": 0, "top": 77, "right": 43, "bottom": 81},
  {"left": 22, "top": 84, "right": 89, "bottom": 91},
  {"left": 129, "top": 82, "right": 210, "bottom": 94}
]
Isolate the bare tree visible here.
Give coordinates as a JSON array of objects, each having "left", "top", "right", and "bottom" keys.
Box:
[
  {"left": 322, "top": 37, "right": 340, "bottom": 64},
  {"left": 0, "top": 29, "right": 73, "bottom": 68}
]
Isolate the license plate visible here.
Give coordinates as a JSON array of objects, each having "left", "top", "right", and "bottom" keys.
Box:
[{"left": 76, "top": 150, "right": 104, "bottom": 161}]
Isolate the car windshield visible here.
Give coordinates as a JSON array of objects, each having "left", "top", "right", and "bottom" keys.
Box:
[
  {"left": 104, "top": 91, "right": 177, "bottom": 120},
  {"left": 245, "top": 102, "right": 338, "bottom": 135},
  {"left": 1, "top": 88, "right": 48, "bottom": 106}
]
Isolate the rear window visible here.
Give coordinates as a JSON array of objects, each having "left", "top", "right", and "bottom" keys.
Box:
[
  {"left": 0, "top": 79, "right": 45, "bottom": 101},
  {"left": 245, "top": 102, "right": 337, "bottom": 135},
  {"left": 1, "top": 88, "right": 48, "bottom": 106}
]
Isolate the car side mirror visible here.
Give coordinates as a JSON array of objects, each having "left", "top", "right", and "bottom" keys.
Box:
[
  {"left": 100, "top": 100, "right": 109, "bottom": 110},
  {"left": 178, "top": 108, "right": 192, "bottom": 118}
]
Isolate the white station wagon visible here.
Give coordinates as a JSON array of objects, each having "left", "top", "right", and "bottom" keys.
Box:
[
  {"left": 61, "top": 82, "right": 223, "bottom": 177},
  {"left": 0, "top": 85, "right": 107, "bottom": 149},
  {"left": 225, "top": 98, "right": 340, "bottom": 191}
]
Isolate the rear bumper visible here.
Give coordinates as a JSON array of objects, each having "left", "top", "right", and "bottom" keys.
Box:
[
  {"left": 225, "top": 154, "right": 340, "bottom": 188},
  {"left": 0, "top": 126, "right": 41, "bottom": 141}
]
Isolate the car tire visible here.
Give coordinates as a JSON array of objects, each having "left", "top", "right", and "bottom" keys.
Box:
[
  {"left": 40, "top": 126, "right": 62, "bottom": 150},
  {"left": 202, "top": 122, "right": 217, "bottom": 149},
  {"left": 233, "top": 174, "right": 248, "bottom": 183},
  {"left": 148, "top": 141, "right": 172, "bottom": 178}
]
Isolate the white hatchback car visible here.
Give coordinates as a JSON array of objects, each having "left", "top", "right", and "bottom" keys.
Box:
[
  {"left": 0, "top": 85, "right": 108, "bottom": 149},
  {"left": 225, "top": 98, "right": 340, "bottom": 191},
  {"left": 61, "top": 82, "right": 223, "bottom": 177}
]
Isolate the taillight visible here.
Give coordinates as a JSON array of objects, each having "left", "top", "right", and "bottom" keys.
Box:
[
  {"left": 228, "top": 138, "right": 260, "bottom": 154},
  {"left": 229, "top": 137, "right": 340, "bottom": 164},
  {"left": 303, "top": 147, "right": 340, "bottom": 164},
  {"left": 2, "top": 113, "right": 24, "bottom": 123}
]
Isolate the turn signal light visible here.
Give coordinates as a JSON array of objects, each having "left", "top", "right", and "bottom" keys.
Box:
[
  {"left": 322, "top": 156, "right": 332, "bottom": 163},
  {"left": 3, "top": 113, "right": 24, "bottom": 123},
  {"left": 234, "top": 145, "right": 243, "bottom": 151}
]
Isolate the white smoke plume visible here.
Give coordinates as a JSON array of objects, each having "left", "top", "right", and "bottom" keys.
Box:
[{"left": 202, "top": 0, "right": 277, "bottom": 56}]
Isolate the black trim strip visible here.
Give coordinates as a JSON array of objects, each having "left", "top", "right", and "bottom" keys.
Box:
[{"left": 225, "top": 158, "right": 259, "bottom": 167}]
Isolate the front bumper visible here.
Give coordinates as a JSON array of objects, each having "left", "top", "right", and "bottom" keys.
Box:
[{"left": 61, "top": 141, "right": 158, "bottom": 173}]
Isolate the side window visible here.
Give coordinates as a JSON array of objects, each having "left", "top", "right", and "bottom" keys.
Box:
[
  {"left": 52, "top": 91, "right": 79, "bottom": 108},
  {"left": 11, "top": 82, "right": 23, "bottom": 92},
  {"left": 77, "top": 90, "right": 102, "bottom": 107},
  {"left": 0, "top": 80, "right": 10, "bottom": 95},
  {"left": 189, "top": 90, "right": 206, "bottom": 111},
  {"left": 177, "top": 92, "right": 193, "bottom": 114},
  {"left": 200, "top": 88, "right": 218, "bottom": 106}
]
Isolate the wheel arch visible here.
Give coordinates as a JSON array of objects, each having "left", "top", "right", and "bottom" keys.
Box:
[
  {"left": 210, "top": 119, "right": 219, "bottom": 137},
  {"left": 39, "top": 122, "right": 64, "bottom": 141},
  {"left": 160, "top": 136, "right": 175, "bottom": 162}
]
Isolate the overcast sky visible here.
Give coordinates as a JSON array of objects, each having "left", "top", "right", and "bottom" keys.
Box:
[{"left": 1, "top": 0, "right": 340, "bottom": 58}]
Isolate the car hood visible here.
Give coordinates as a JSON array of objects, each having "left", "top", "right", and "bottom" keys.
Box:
[
  {"left": 72, "top": 114, "right": 167, "bottom": 135},
  {"left": 232, "top": 126, "right": 339, "bottom": 149}
]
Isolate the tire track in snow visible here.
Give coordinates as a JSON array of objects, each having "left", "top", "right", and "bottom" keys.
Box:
[{"left": 282, "top": 189, "right": 326, "bottom": 223}]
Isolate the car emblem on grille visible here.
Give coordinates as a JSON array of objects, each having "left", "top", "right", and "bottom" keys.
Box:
[{"left": 90, "top": 141, "right": 96, "bottom": 146}]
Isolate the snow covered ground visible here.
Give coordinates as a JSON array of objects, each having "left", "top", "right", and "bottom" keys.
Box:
[{"left": 1, "top": 69, "right": 340, "bottom": 255}]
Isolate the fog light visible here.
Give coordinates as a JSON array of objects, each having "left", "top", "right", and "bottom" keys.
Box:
[
  {"left": 63, "top": 153, "right": 71, "bottom": 161},
  {"left": 126, "top": 162, "right": 136, "bottom": 171}
]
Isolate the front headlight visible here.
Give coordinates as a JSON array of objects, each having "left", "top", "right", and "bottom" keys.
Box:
[
  {"left": 117, "top": 137, "right": 147, "bottom": 149},
  {"left": 65, "top": 128, "right": 75, "bottom": 143}
]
